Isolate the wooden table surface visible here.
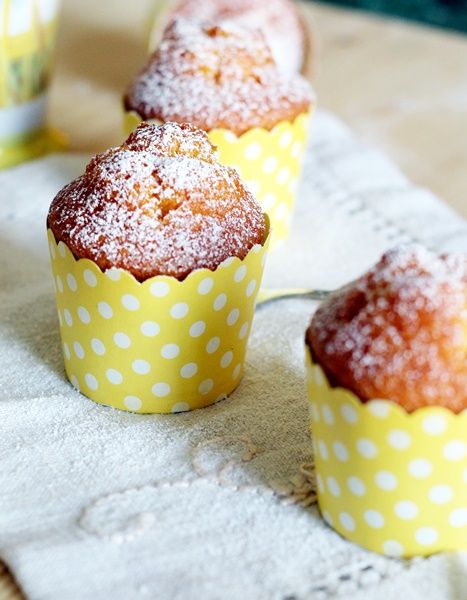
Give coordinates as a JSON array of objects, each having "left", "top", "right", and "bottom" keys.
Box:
[{"left": 2, "top": 1, "right": 467, "bottom": 597}]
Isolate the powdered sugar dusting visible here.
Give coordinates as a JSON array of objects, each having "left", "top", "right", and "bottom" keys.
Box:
[
  {"left": 124, "top": 19, "right": 313, "bottom": 135},
  {"left": 47, "top": 122, "right": 265, "bottom": 281},
  {"left": 308, "top": 245, "right": 467, "bottom": 412},
  {"left": 168, "top": 0, "right": 306, "bottom": 74},
  {"left": 124, "top": 121, "right": 216, "bottom": 162}
]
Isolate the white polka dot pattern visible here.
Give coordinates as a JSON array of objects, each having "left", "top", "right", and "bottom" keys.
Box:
[
  {"left": 306, "top": 347, "right": 467, "bottom": 558},
  {"left": 48, "top": 228, "right": 269, "bottom": 414},
  {"left": 208, "top": 112, "right": 311, "bottom": 249}
]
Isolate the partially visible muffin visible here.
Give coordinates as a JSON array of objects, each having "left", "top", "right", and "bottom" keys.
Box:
[
  {"left": 307, "top": 245, "right": 467, "bottom": 413},
  {"left": 125, "top": 19, "right": 313, "bottom": 136},
  {"left": 47, "top": 121, "right": 265, "bottom": 281},
  {"left": 156, "top": 0, "right": 307, "bottom": 75}
]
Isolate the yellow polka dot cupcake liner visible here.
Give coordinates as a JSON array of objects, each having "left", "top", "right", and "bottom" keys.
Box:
[
  {"left": 124, "top": 111, "right": 312, "bottom": 247},
  {"left": 305, "top": 347, "right": 467, "bottom": 558},
  {"left": 47, "top": 223, "right": 269, "bottom": 414}
]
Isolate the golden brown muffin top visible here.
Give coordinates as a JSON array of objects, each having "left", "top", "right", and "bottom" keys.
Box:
[
  {"left": 307, "top": 245, "right": 467, "bottom": 413},
  {"left": 166, "top": 0, "right": 306, "bottom": 74},
  {"left": 124, "top": 19, "right": 313, "bottom": 135},
  {"left": 47, "top": 122, "right": 266, "bottom": 281}
]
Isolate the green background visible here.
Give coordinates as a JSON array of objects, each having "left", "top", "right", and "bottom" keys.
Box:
[{"left": 314, "top": 0, "right": 467, "bottom": 33}]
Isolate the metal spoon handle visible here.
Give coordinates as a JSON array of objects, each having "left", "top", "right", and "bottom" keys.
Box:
[{"left": 257, "top": 288, "right": 332, "bottom": 307}]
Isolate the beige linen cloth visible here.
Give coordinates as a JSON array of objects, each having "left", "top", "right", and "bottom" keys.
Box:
[{"left": 0, "top": 111, "right": 466, "bottom": 599}]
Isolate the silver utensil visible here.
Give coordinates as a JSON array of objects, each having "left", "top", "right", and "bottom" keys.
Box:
[{"left": 257, "top": 288, "right": 331, "bottom": 307}]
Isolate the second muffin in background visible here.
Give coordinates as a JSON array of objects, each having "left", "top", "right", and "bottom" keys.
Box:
[
  {"left": 124, "top": 19, "right": 314, "bottom": 247},
  {"left": 48, "top": 122, "right": 269, "bottom": 414}
]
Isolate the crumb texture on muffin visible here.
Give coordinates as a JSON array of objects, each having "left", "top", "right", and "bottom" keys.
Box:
[
  {"left": 47, "top": 122, "right": 265, "bottom": 281},
  {"left": 124, "top": 19, "right": 313, "bottom": 135},
  {"left": 307, "top": 245, "right": 467, "bottom": 412},
  {"left": 167, "top": 0, "right": 306, "bottom": 74}
]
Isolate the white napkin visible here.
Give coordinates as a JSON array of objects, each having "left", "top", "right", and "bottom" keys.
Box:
[{"left": 1, "top": 111, "right": 466, "bottom": 600}]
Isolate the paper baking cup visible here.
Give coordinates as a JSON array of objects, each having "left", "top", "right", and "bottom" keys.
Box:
[
  {"left": 305, "top": 347, "right": 466, "bottom": 558},
  {"left": 47, "top": 223, "right": 269, "bottom": 414},
  {"left": 124, "top": 111, "right": 311, "bottom": 247}
]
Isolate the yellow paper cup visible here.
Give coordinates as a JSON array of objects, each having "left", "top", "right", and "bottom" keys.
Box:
[
  {"left": 305, "top": 347, "right": 467, "bottom": 558},
  {"left": 0, "top": 0, "right": 64, "bottom": 168},
  {"left": 124, "top": 111, "right": 312, "bottom": 247},
  {"left": 47, "top": 221, "right": 269, "bottom": 414}
]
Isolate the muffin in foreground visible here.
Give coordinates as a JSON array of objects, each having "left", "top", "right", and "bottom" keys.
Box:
[
  {"left": 48, "top": 122, "right": 269, "bottom": 414},
  {"left": 124, "top": 19, "right": 314, "bottom": 246},
  {"left": 148, "top": 0, "right": 308, "bottom": 76},
  {"left": 305, "top": 245, "right": 467, "bottom": 557}
]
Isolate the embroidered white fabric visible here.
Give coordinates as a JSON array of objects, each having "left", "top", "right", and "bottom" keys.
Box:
[{"left": 0, "top": 111, "right": 466, "bottom": 600}]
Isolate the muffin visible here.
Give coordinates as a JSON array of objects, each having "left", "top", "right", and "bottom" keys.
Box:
[
  {"left": 48, "top": 121, "right": 265, "bottom": 281},
  {"left": 125, "top": 19, "right": 312, "bottom": 135},
  {"left": 148, "top": 0, "right": 308, "bottom": 76},
  {"left": 47, "top": 121, "right": 269, "bottom": 414},
  {"left": 124, "top": 19, "right": 314, "bottom": 246},
  {"left": 307, "top": 245, "right": 467, "bottom": 413},
  {"left": 305, "top": 245, "right": 467, "bottom": 557}
]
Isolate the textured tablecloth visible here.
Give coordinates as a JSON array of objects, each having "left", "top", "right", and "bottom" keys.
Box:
[{"left": 0, "top": 110, "right": 466, "bottom": 600}]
